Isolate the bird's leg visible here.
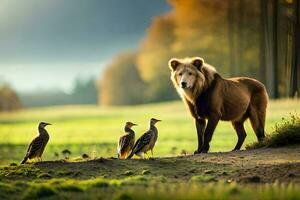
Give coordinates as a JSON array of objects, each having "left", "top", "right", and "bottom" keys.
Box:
[{"left": 151, "top": 149, "right": 154, "bottom": 157}]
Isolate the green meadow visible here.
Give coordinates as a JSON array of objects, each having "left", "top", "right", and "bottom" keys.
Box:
[
  {"left": 0, "top": 99, "right": 299, "bottom": 165},
  {"left": 0, "top": 99, "right": 300, "bottom": 200}
]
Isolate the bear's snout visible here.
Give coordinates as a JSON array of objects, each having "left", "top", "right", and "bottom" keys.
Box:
[{"left": 180, "top": 82, "right": 187, "bottom": 88}]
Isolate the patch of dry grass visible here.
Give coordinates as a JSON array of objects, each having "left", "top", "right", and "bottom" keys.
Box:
[{"left": 246, "top": 113, "right": 300, "bottom": 149}]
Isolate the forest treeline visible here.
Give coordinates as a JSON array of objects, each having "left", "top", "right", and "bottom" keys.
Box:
[
  {"left": 100, "top": 0, "right": 299, "bottom": 105},
  {"left": 0, "top": 77, "right": 97, "bottom": 110},
  {"left": 0, "top": 85, "right": 22, "bottom": 111},
  {"left": 1, "top": 0, "right": 298, "bottom": 109},
  {"left": 20, "top": 77, "right": 98, "bottom": 108}
]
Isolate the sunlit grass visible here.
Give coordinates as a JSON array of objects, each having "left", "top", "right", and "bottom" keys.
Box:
[
  {"left": 0, "top": 99, "right": 299, "bottom": 164},
  {"left": 1, "top": 176, "right": 300, "bottom": 200},
  {"left": 247, "top": 113, "right": 300, "bottom": 149}
]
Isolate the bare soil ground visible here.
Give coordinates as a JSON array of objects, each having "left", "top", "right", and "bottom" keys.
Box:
[
  {"left": 2, "top": 146, "right": 300, "bottom": 183},
  {"left": 1, "top": 146, "right": 300, "bottom": 199}
]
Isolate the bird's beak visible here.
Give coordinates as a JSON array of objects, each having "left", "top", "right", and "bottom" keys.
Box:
[
  {"left": 132, "top": 123, "right": 138, "bottom": 126},
  {"left": 46, "top": 123, "right": 52, "bottom": 126},
  {"left": 156, "top": 119, "right": 162, "bottom": 122}
]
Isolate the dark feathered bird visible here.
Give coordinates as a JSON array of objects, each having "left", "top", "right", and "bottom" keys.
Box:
[
  {"left": 127, "top": 118, "right": 161, "bottom": 159},
  {"left": 118, "top": 122, "right": 137, "bottom": 159},
  {"left": 20, "top": 122, "right": 51, "bottom": 164}
]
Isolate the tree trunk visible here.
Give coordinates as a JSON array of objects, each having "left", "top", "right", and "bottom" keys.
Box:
[
  {"left": 290, "top": 0, "right": 300, "bottom": 97},
  {"left": 228, "top": 0, "right": 241, "bottom": 76},
  {"left": 262, "top": 0, "right": 276, "bottom": 98},
  {"left": 259, "top": 0, "right": 267, "bottom": 85},
  {"left": 237, "top": 0, "right": 244, "bottom": 74},
  {"left": 228, "top": 0, "right": 236, "bottom": 76},
  {"left": 272, "top": 0, "right": 279, "bottom": 98}
]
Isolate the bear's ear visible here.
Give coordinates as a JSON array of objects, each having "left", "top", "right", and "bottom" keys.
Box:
[
  {"left": 192, "top": 57, "right": 204, "bottom": 71},
  {"left": 168, "top": 58, "right": 180, "bottom": 71}
]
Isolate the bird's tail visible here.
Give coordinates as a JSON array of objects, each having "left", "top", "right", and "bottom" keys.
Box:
[
  {"left": 118, "top": 152, "right": 128, "bottom": 159},
  {"left": 118, "top": 149, "right": 123, "bottom": 159},
  {"left": 20, "top": 156, "right": 28, "bottom": 164}
]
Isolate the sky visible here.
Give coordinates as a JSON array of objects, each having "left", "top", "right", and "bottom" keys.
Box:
[{"left": 0, "top": 0, "right": 170, "bottom": 92}]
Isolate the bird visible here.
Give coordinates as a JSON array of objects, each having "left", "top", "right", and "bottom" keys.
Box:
[
  {"left": 118, "top": 122, "right": 137, "bottom": 159},
  {"left": 127, "top": 118, "right": 161, "bottom": 159},
  {"left": 20, "top": 122, "right": 51, "bottom": 164}
]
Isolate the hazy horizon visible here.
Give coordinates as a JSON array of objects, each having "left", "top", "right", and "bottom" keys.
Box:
[{"left": 0, "top": 0, "right": 170, "bottom": 93}]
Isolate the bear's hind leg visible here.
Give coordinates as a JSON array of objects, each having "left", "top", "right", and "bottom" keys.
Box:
[
  {"left": 249, "top": 105, "right": 266, "bottom": 142},
  {"left": 232, "top": 120, "right": 247, "bottom": 150},
  {"left": 249, "top": 89, "right": 267, "bottom": 142}
]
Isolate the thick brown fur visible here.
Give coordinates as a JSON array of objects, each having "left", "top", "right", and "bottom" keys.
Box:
[{"left": 169, "top": 57, "right": 268, "bottom": 153}]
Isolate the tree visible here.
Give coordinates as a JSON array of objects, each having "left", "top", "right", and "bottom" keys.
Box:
[
  {"left": 136, "top": 15, "right": 178, "bottom": 102},
  {"left": 99, "top": 0, "right": 298, "bottom": 103},
  {"left": 260, "top": 0, "right": 299, "bottom": 98},
  {"left": 99, "top": 53, "right": 146, "bottom": 105},
  {"left": 0, "top": 84, "right": 22, "bottom": 111},
  {"left": 170, "top": 0, "right": 230, "bottom": 75},
  {"left": 290, "top": 0, "right": 300, "bottom": 97},
  {"left": 70, "top": 77, "right": 98, "bottom": 104}
]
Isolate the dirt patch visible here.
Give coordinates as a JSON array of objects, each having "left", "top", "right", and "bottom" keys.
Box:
[
  {"left": 1, "top": 146, "right": 300, "bottom": 199},
  {"left": 1, "top": 146, "right": 300, "bottom": 184}
]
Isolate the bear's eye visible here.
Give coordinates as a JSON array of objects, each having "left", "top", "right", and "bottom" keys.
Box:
[
  {"left": 178, "top": 73, "right": 182, "bottom": 76},
  {"left": 188, "top": 72, "right": 193, "bottom": 76}
]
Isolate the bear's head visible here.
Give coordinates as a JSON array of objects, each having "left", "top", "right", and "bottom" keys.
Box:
[
  {"left": 168, "top": 57, "right": 205, "bottom": 90},
  {"left": 168, "top": 57, "right": 216, "bottom": 103}
]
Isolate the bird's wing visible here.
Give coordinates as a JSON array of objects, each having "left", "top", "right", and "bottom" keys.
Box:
[
  {"left": 131, "top": 137, "right": 141, "bottom": 153},
  {"left": 132, "top": 130, "right": 153, "bottom": 154},
  {"left": 118, "top": 136, "right": 124, "bottom": 152},
  {"left": 119, "top": 135, "right": 133, "bottom": 152},
  {"left": 26, "top": 136, "right": 44, "bottom": 157},
  {"left": 23, "top": 140, "right": 33, "bottom": 159},
  {"left": 25, "top": 139, "right": 34, "bottom": 155},
  {"left": 118, "top": 135, "right": 126, "bottom": 153}
]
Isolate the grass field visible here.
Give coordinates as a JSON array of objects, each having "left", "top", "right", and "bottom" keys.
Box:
[
  {"left": 0, "top": 99, "right": 299, "bottom": 165},
  {"left": 0, "top": 99, "right": 300, "bottom": 199}
]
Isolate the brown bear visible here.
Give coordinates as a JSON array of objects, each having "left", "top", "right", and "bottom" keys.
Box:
[{"left": 168, "top": 57, "right": 268, "bottom": 153}]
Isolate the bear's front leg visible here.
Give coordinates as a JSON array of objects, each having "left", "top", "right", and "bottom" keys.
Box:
[
  {"left": 199, "top": 114, "right": 220, "bottom": 153},
  {"left": 194, "top": 118, "right": 206, "bottom": 154}
]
